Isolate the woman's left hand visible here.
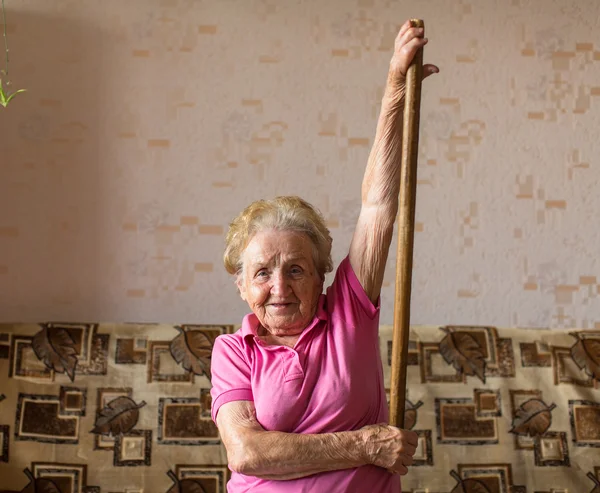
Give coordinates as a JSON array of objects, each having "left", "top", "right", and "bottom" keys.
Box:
[
  {"left": 386, "top": 19, "right": 439, "bottom": 100},
  {"left": 360, "top": 423, "right": 418, "bottom": 475}
]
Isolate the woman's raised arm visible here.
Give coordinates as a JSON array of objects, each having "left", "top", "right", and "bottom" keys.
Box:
[{"left": 349, "top": 20, "right": 438, "bottom": 303}]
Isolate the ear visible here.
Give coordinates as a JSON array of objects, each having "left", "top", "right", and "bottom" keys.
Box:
[{"left": 317, "top": 274, "right": 325, "bottom": 294}]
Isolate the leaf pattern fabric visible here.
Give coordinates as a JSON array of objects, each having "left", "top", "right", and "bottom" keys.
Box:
[
  {"left": 570, "top": 333, "right": 600, "bottom": 380},
  {"left": 509, "top": 399, "right": 556, "bottom": 437},
  {"left": 404, "top": 400, "right": 423, "bottom": 430},
  {"left": 91, "top": 396, "right": 146, "bottom": 436},
  {"left": 588, "top": 472, "right": 600, "bottom": 493},
  {"left": 449, "top": 470, "right": 491, "bottom": 493},
  {"left": 31, "top": 326, "right": 78, "bottom": 381},
  {"left": 21, "top": 469, "right": 63, "bottom": 493},
  {"left": 166, "top": 471, "right": 209, "bottom": 493},
  {"left": 439, "top": 328, "right": 487, "bottom": 383},
  {"left": 169, "top": 327, "right": 213, "bottom": 380},
  {"left": 1, "top": 323, "right": 598, "bottom": 492}
]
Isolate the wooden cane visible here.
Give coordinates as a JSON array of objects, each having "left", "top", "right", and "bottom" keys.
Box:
[{"left": 389, "top": 19, "right": 425, "bottom": 428}]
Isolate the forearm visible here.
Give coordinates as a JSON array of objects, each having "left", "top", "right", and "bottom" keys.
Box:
[
  {"left": 231, "top": 428, "right": 367, "bottom": 480},
  {"left": 361, "top": 84, "right": 405, "bottom": 212}
]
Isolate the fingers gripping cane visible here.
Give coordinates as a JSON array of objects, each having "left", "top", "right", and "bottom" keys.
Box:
[{"left": 389, "top": 19, "right": 425, "bottom": 429}]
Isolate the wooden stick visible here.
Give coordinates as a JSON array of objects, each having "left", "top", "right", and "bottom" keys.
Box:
[{"left": 389, "top": 19, "right": 424, "bottom": 428}]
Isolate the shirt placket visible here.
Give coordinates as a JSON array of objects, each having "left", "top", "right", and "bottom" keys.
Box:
[{"left": 282, "top": 347, "right": 304, "bottom": 382}]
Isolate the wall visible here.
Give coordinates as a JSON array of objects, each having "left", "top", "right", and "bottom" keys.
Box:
[{"left": 0, "top": 0, "right": 599, "bottom": 328}]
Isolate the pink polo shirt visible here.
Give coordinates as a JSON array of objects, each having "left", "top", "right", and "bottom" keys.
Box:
[{"left": 210, "top": 256, "right": 399, "bottom": 492}]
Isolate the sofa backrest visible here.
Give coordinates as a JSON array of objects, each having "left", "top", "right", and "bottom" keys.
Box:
[{"left": 0, "top": 323, "right": 598, "bottom": 492}]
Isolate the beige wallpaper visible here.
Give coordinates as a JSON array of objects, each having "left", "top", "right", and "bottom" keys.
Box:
[{"left": 0, "top": 0, "right": 598, "bottom": 329}]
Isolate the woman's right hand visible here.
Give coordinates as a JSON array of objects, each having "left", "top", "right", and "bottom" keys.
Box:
[
  {"left": 360, "top": 423, "right": 418, "bottom": 475},
  {"left": 385, "top": 20, "right": 438, "bottom": 103}
]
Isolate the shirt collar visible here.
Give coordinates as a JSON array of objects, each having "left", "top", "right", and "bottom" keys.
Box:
[{"left": 241, "top": 294, "right": 328, "bottom": 342}]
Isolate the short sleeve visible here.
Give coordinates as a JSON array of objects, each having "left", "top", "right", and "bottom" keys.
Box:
[
  {"left": 210, "top": 334, "right": 253, "bottom": 423},
  {"left": 328, "top": 255, "right": 380, "bottom": 323}
]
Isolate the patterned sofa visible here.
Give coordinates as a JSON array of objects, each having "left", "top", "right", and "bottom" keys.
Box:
[{"left": 0, "top": 323, "right": 598, "bottom": 492}]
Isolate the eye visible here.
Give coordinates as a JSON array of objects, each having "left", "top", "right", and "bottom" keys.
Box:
[
  {"left": 255, "top": 269, "right": 268, "bottom": 278},
  {"left": 289, "top": 265, "right": 303, "bottom": 276}
]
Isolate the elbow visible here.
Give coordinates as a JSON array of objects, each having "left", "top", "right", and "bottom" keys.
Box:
[
  {"left": 228, "top": 454, "right": 250, "bottom": 475},
  {"left": 227, "top": 441, "right": 260, "bottom": 475},
  {"left": 359, "top": 204, "right": 397, "bottom": 235},
  {"left": 361, "top": 198, "right": 398, "bottom": 220}
]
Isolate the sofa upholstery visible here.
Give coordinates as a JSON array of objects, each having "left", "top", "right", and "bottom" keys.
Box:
[{"left": 0, "top": 323, "right": 598, "bottom": 492}]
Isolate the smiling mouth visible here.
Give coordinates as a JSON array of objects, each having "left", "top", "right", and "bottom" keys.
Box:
[{"left": 268, "top": 303, "right": 294, "bottom": 309}]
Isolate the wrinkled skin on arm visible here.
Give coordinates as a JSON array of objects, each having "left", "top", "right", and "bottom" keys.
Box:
[
  {"left": 217, "top": 400, "right": 418, "bottom": 480},
  {"left": 350, "top": 20, "right": 439, "bottom": 303}
]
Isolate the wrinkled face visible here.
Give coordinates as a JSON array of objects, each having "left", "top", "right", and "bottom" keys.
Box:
[{"left": 237, "top": 229, "right": 324, "bottom": 338}]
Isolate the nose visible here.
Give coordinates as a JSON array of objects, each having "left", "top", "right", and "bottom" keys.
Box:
[{"left": 270, "top": 270, "right": 291, "bottom": 297}]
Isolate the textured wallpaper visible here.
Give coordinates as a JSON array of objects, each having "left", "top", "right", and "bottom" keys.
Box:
[{"left": 0, "top": 0, "right": 598, "bottom": 328}]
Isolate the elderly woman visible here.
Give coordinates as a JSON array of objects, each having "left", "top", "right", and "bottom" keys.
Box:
[{"left": 210, "top": 20, "right": 438, "bottom": 492}]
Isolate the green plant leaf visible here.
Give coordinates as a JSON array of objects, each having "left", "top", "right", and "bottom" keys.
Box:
[
  {"left": 0, "top": 86, "right": 26, "bottom": 107},
  {"left": 6, "top": 88, "right": 26, "bottom": 102}
]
